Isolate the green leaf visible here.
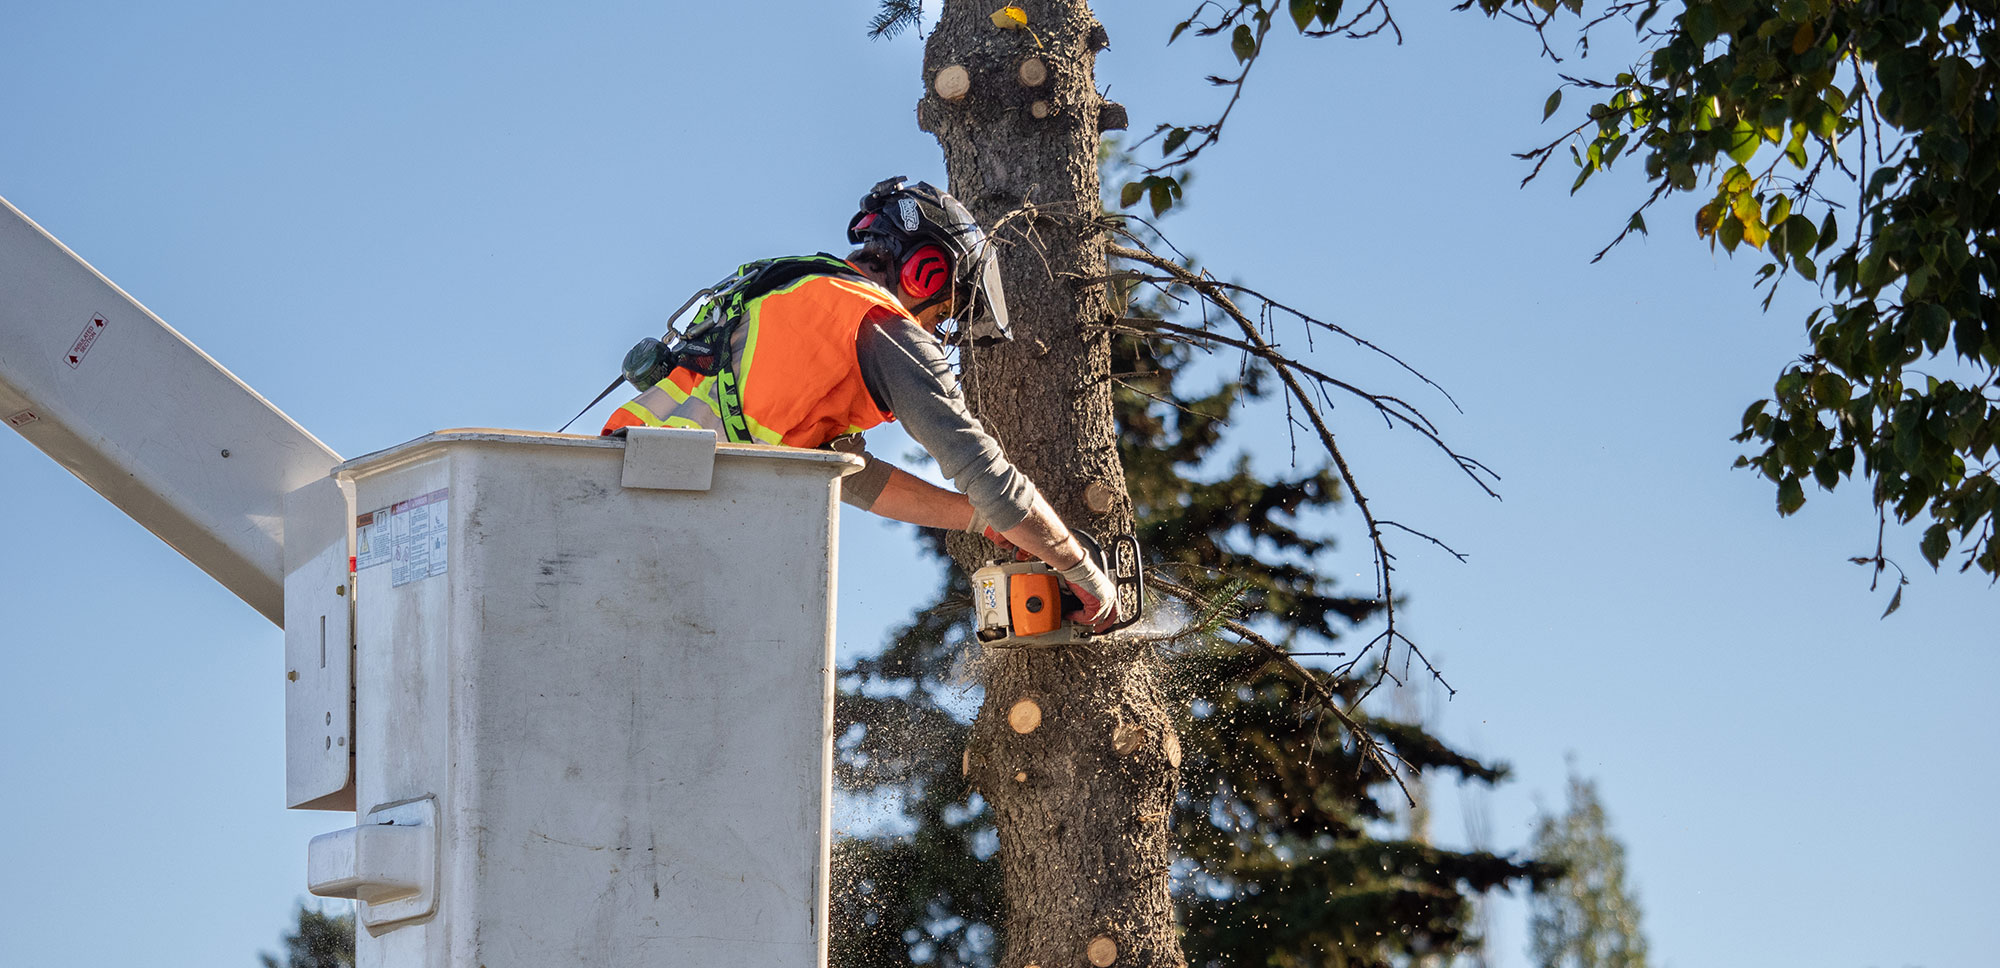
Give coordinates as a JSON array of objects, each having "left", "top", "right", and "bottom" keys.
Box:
[
  {"left": 1728, "top": 118, "right": 1761, "bottom": 163},
  {"left": 1795, "top": 254, "right": 1817, "bottom": 281},
  {"left": 1231, "top": 23, "right": 1257, "bottom": 62},
  {"left": 1866, "top": 166, "right": 1898, "bottom": 200},
  {"left": 1317, "top": 0, "right": 1345, "bottom": 27},
  {"left": 1119, "top": 181, "right": 1144, "bottom": 209},
  {"left": 1912, "top": 303, "right": 1950, "bottom": 352},
  {"left": 1170, "top": 19, "right": 1192, "bottom": 43},
  {"left": 1544, "top": 89, "right": 1563, "bottom": 120},
  {"left": 1604, "top": 133, "right": 1630, "bottom": 164},
  {"left": 1816, "top": 211, "right": 1838, "bottom": 254},
  {"left": 1812, "top": 371, "right": 1850, "bottom": 406},
  {"left": 1290, "top": 0, "right": 1317, "bottom": 31},
  {"left": 1921, "top": 523, "right": 1952, "bottom": 567},
  {"left": 1778, "top": 476, "right": 1806, "bottom": 514},
  {"left": 1784, "top": 214, "right": 1818, "bottom": 260},
  {"left": 1163, "top": 127, "right": 1191, "bottom": 156},
  {"left": 1719, "top": 215, "right": 1744, "bottom": 252}
]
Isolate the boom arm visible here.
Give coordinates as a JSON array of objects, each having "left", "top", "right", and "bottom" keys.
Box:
[{"left": 0, "top": 194, "right": 339, "bottom": 626}]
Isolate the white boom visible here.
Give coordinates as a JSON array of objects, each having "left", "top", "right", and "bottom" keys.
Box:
[{"left": 0, "top": 194, "right": 339, "bottom": 626}]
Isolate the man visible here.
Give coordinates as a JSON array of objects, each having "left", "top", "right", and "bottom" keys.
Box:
[{"left": 603, "top": 177, "right": 1121, "bottom": 628}]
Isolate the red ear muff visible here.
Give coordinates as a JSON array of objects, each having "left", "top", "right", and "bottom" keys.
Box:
[{"left": 900, "top": 245, "right": 951, "bottom": 301}]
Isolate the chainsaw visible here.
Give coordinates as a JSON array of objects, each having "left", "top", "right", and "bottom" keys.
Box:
[{"left": 971, "top": 532, "right": 1145, "bottom": 647}]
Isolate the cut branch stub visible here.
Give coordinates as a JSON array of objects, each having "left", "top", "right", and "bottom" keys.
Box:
[
  {"left": 1029, "top": 99, "right": 1052, "bottom": 119},
  {"left": 1098, "top": 101, "right": 1128, "bottom": 132},
  {"left": 1014, "top": 770, "right": 1029, "bottom": 783},
  {"left": 1112, "top": 722, "right": 1146, "bottom": 756},
  {"left": 1084, "top": 481, "right": 1117, "bottom": 513},
  {"left": 933, "top": 64, "right": 971, "bottom": 101},
  {"left": 1008, "top": 698, "right": 1043, "bottom": 734},
  {"left": 1086, "top": 935, "right": 1119, "bottom": 967},
  {"left": 1018, "top": 56, "right": 1048, "bottom": 87}
]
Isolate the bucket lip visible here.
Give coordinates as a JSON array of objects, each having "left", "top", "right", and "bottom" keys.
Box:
[{"left": 334, "top": 427, "right": 860, "bottom": 481}]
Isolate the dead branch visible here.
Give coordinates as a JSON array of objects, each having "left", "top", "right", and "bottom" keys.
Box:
[{"left": 1148, "top": 575, "right": 1416, "bottom": 805}]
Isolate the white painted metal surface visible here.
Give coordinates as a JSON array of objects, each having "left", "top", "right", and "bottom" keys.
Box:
[
  {"left": 0, "top": 194, "right": 339, "bottom": 625},
  {"left": 315, "top": 428, "right": 857, "bottom": 967},
  {"left": 284, "top": 475, "right": 357, "bottom": 810},
  {"left": 308, "top": 797, "right": 440, "bottom": 929}
]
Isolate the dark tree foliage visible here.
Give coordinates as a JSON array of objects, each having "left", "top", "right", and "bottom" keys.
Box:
[
  {"left": 1171, "top": 647, "right": 1556, "bottom": 967},
  {"left": 259, "top": 904, "right": 355, "bottom": 968},
  {"left": 829, "top": 266, "right": 1550, "bottom": 968}
]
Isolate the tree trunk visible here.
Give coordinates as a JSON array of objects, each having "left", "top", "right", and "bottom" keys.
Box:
[{"left": 920, "top": 3, "right": 1185, "bottom": 966}]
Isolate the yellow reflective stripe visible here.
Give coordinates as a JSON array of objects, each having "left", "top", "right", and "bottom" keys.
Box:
[
  {"left": 617, "top": 399, "right": 667, "bottom": 428},
  {"left": 740, "top": 416, "right": 783, "bottom": 445},
  {"left": 655, "top": 379, "right": 694, "bottom": 405},
  {"left": 822, "top": 275, "right": 903, "bottom": 308}
]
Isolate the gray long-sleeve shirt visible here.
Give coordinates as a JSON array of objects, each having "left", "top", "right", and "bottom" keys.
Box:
[{"left": 837, "top": 315, "right": 1039, "bottom": 531}]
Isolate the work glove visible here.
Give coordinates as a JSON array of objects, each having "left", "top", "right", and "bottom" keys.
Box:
[
  {"left": 1058, "top": 556, "right": 1121, "bottom": 630},
  {"left": 966, "top": 507, "right": 1016, "bottom": 552}
]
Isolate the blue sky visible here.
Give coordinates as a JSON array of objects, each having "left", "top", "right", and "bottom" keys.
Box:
[{"left": 2, "top": 2, "right": 1991, "bottom": 967}]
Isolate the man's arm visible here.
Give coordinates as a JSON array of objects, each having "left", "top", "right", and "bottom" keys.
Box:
[
  {"left": 862, "top": 462, "right": 1090, "bottom": 570},
  {"left": 865, "top": 464, "right": 977, "bottom": 531},
  {"left": 851, "top": 315, "right": 1120, "bottom": 625}
]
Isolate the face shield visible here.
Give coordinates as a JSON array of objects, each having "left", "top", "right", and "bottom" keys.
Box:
[{"left": 939, "top": 193, "right": 1012, "bottom": 346}]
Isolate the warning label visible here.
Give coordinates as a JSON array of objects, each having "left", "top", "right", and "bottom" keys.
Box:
[
  {"left": 67, "top": 314, "right": 106, "bottom": 369},
  {"left": 355, "top": 488, "right": 449, "bottom": 587},
  {"left": 5, "top": 410, "right": 38, "bottom": 429}
]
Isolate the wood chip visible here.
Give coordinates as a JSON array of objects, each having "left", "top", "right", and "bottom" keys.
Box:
[
  {"left": 1017, "top": 56, "right": 1048, "bottom": 87},
  {"left": 961, "top": 747, "right": 971, "bottom": 777},
  {"left": 1163, "top": 730, "right": 1182, "bottom": 769},
  {"left": 1087, "top": 935, "right": 1118, "bottom": 967},
  {"left": 934, "top": 65, "right": 971, "bottom": 101},
  {"left": 1014, "top": 770, "right": 1028, "bottom": 783},
  {"left": 1029, "top": 99, "right": 1052, "bottom": 119},
  {"left": 1008, "top": 698, "right": 1043, "bottom": 734},
  {"left": 1112, "top": 722, "right": 1146, "bottom": 756}
]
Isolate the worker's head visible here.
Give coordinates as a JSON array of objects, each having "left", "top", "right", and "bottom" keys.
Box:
[{"left": 846, "top": 176, "right": 1011, "bottom": 345}]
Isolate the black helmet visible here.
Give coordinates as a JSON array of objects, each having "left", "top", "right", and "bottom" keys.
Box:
[{"left": 847, "top": 176, "right": 1011, "bottom": 345}]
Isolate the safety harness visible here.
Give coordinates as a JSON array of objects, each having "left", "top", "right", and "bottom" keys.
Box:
[{"left": 559, "top": 254, "right": 869, "bottom": 438}]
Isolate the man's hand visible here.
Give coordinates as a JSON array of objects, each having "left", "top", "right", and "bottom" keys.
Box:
[{"left": 1057, "top": 557, "right": 1121, "bottom": 631}]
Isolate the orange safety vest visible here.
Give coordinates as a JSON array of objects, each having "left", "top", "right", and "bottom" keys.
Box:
[{"left": 602, "top": 265, "right": 906, "bottom": 447}]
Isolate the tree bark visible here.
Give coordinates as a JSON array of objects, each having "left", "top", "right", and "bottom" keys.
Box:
[{"left": 920, "top": 3, "right": 1185, "bottom": 966}]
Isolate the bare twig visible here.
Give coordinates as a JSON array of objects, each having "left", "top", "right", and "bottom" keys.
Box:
[{"left": 1148, "top": 576, "right": 1417, "bottom": 805}]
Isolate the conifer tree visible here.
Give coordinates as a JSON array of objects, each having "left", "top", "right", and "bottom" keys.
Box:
[
  {"left": 259, "top": 904, "right": 355, "bottom": 968},
  {"left": 1529, "top": 772, "right": 1651, "bottom": 968},
  {"left": 830, "top": 225, "right": 1552, "bottom": 967}
]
